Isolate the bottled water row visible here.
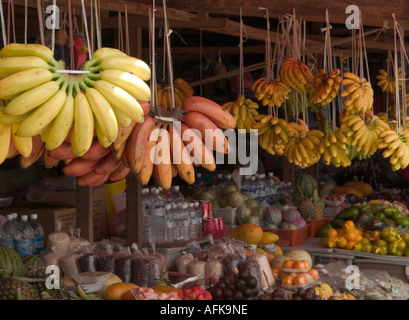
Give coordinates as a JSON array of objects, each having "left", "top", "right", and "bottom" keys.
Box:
[
  {"left": 142, "top": 186, "right": 203, "bottom": 244},
  {"left": 241, "top": 173, "right": 293, "bottom": 205},
  {"left": 0, "top": 213, "right": 44, "bottom": 256}
]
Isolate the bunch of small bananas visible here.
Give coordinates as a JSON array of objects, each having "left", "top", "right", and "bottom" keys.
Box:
[
  {"left": 340, "top": 114, "right": 390, "bottom": 156},
  {"left": 340, "top": 72, "right": 374, "bottom": 114},
  {"left": 0, "top": 43, "right": 152, "bottom": 166},
  {"left": 347, "top": 145, "right": 372, "bottom": 161},
  {"left": 377, "top": 128, "right": 409, "bottom": 171},
  {"left": 376, "top": 67, "right": 402, "bottom": 93},
  {"left": 156, "top": 78, "right": 193, "bottom": 110},
  {"left": 310, "top": 68, "right": 342, "bottom": 106},
  {"left": 279, "top": 58, "right": 315, "bottom": 93},
  {"left": 222, "top": 95, "right": 259, "bottom": 132},
  {"left": 319, "top": 130, "right": 351, "bottom": 167},
  {"left": 284, "top": 129, "right": 324, "bottom": 169},
  {"left": 251, "top": 77, "right": 291, "bottom": 108},
  {"left": 253, "top": 114, "right": 294, "bottom": 155}
]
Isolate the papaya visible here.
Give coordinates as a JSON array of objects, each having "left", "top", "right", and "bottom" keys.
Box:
[
  {"left": 331, "top": 186, "right": 364, "bottom": 199},
  {"left": 229, "top": 223, "right": 264, "bottom": 245},
  {"left": 259, "top": 231, "right": 279, "bottom": 245},
  {"left": 335, "top": 207, "right": 360, "bottom": 220},
  {"left": 343, "top": 181, "right": 373, "bottom": 197}
]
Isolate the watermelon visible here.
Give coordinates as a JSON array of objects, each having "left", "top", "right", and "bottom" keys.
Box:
[
  {"left": 22, "top": 255, "right": 45, "bottom": 271},
  {"left": 295, "top": 173, "right": 318, "bottom": 198},
  {"left": 0, "top": 246, "right": 26, "bottom": 277}
]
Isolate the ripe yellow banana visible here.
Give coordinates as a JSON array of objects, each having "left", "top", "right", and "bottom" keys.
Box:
[
  {"left": 0, "top": 43, "right": 58, "bottom": 66},
  {"left": 46, "top": 85, "right": 74, "bottom": 150},
  {"left": 0, "top": 56, "right": 54, "bottom": 78},
  {"left": 11, "top": 122, "right": 32, "bottom": 157},
  {"left": 16, "top": 82, "right": 68, "bottom": 137},
  {"left": 0, "top": 121, "right": 11, "bottom": 165},
  {"left": 71, "top": 86, "right": 94, "bottom": 157}
]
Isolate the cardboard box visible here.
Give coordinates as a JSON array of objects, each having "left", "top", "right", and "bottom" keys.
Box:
[
  {"left": 0, "top": 207, "right": 76, "bottom": 247},
  {"left": 92, "top": 186, "right": 108, "bottom": 241}
]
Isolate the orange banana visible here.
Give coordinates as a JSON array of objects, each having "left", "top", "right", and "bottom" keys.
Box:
[
  {"left": 20, "top": 135, "right": 44, "bottom": 169},
  {"left": 48, "top": 142, "right": 78, "bottom": 160},
  {"left": 180, "top": 123, "right": 216, "bottom": 172},
  {"left": 94, "top": 152, "right": 122, "bottom": 175},
  {"left": 182, "top": 96, "right": 236, "bottom": 129},
  {"left": 82, "top": 140, "right": 111, "bottom": 161},
  {"left": 182, "top": 111, "right": 229, "bottom": 154},
  {"left": 63, "top": 157, "right": 100, "bottom": 176},
  {"left": 168, "top": 122, "right": 195, "bottom": 184},
  {"left": 114, "top": 120, "right": 137, "bottom": 151},
  {"left": 77, "top": 171, "right": 110, "bottom": 187},
  {"left": 43, "top": 149, "right": 60, "bottom": 169},
  {"left": 109, "top": 163, "right": 130, "bottom": 182},
  {"left": 126, "top": 116, "right": 155, "bottom": 173}
]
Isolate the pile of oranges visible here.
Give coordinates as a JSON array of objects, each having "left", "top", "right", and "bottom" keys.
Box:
[
  {"left": 272, "top": 259, "right": 320, "bottom": 287},
  {"left": 323, "top": 220, "right": 364, "bottom": 250}
]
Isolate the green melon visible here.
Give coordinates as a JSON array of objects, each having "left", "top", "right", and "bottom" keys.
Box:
[
  {"left": 0, "top": 246, "right": 26, "bottom": 277},
  {"left": 295, "top": 173, "right": 318, "bottom": 198},
  {"left": 22, "top": 255, "right": 45, "bottom": 271}
]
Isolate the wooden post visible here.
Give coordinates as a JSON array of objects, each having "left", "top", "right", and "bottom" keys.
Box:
[
  {"left": 282, "top": 158, "right": 295, "bottom": 186},
  {"left": 76, "top": 185, "right": 94, "bottom": 243},
  {"left": 126, "top": 173, "right": 142, "bottom": 248},
  {"left": 129, "top": 26, "right": 143, "bottom": 59}
]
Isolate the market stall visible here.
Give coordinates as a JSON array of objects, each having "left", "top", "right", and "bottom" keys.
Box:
[{"left": 1, "top": 0, "right": 409, "bottom": 302}]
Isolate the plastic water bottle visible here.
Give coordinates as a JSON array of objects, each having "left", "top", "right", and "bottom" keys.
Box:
[
  {"left": 196, "top": 173, "right": 206, "bottom": 187},
  {"left": 15, "top": 215, "right": 35, "bottom": 256},
  {"left": 0, "top": 214, "right": 17, "bottom": 249},
  {"left": 149, "top": 189, "right": 165, "bottom": 244},
  {"left": 241, "top": 175, "right": 251, "bottom": 198},
  {"left": 256, "top": 174, "right": 267, "bottom": 204},
  {"left": 177, "top": 203, "right": 190, "bottom": 241},
  {"left": 194, "top": 202, "right": 202, "bottom": 238},
  {"left": 170, "top": 186, "right": 184, "bottom": 202},
  {"left": 164, "top": 203, "right": 174, "bottom": 243},
  {"left": 29, "top": 214, "right": 44, "bottom": 254},
  {"left": 266, "top": 173, "right": 277, "bottom": 205},
  {"left": 171, "top": 203, "right": 179, "bottom": 241},
  {"left": 248, "top": 176, "right": 257, "bottom": 199},
  {"left": 188, "top": 203, "right": 196, "bottom": 240}
]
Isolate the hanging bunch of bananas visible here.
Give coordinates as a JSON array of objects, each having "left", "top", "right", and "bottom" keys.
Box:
[
  {"left": 376, "top": 67, "right": 402, "bottom": 93},
  {"left": 310, "top": 68, "right": 342, "bottom": 106},
  {"left": 346, "top": 145, "right": 372, "bottom": 161},
  {"left": 156, "top": 78, "right": 193, "bottom": 110},
  {"left": 340, "top": 72, "right": 374, "bottom": 114},
  {"left": 0, "top": 43, "right": 152, "bottom": 169},
  {"left": 279, "top": 58, "right": 315, "bottom": 94},
  {"left": 284, "top": 126, "right": 324, "bottom": 169},
  {"left": 377, "top": 128, "right": 409, "bottom": 171},
  {"left": 340, "top": 113, "right": 390, "bottom": 157},
  {"left": 251, "top": 77, "right": 291, "bottom": 108},
  {"left": 253, "top": 114, "right": 294, "bottom": 155},
  {"left": 319, "top": 130, "right": 351, "bottom": 167},
  {"left": 222, "top": 95, "right": 259, "bottom": 132}
]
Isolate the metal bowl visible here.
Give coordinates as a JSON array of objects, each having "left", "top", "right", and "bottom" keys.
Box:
[{"left": 0, "top": 197, "right": 14, "bottom": 208}]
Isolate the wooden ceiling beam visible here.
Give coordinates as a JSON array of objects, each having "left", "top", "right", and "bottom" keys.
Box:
[
  {"left": 164, "top": 0, "right": 409, "bottom": 28},
  {"left": 142, "top": 45, "right": 266, "bottom": 55}
]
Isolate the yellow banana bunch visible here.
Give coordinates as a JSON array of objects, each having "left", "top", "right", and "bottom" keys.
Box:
[
  {"left": 253, "top": 114, "right": 294, "bottom": 155},
  {"left": 340, "top": 113, "right": 390, "bottom": 156},
  {"left": 223, "top": 95, "right": 259, "bottom": 132},
  {"left": 340, "top": 72, "right": 374, "bottom": 114},
  {"left": 279, "top": 58, "right": 315, "bottom": 94},
  {"left": 376, "top": 67, "right": 402, "bottom": 93},
  {"left": 319, "top": 130, "right": 351, "bottom": 167},
  {"left": 0, "top": 43, "right": 151, "bottom": 162},
  {"left": 377, "top": 128, "right": 409, "bottom": 171},
  {"left": 284, "top": 129, "right": 324, "bottom": 169},
  {"left": 156, "top": 78, "right": 193, "bottom": 110},
  {"left": 251, "top": 77, "right": 291, "bottom": 108},
  {"left": 310, "top": 68, "right": 342, "bottom": 106}
]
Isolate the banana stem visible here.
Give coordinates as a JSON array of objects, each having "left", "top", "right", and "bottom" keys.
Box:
[
  {"left": 86, "top": 73, "right": 100, "bottom": 81},
  {"left": 74, "top": 83, "right": 82, "bottom": 95},
  {"left": 67, "top": 84, "right": 74, "bottom": 97},
  {"left": 79, "top": 80, "right": 88, "bottom": 92},
  {"left": 83, "top": 77, "right": 95, "bottom": 88}
]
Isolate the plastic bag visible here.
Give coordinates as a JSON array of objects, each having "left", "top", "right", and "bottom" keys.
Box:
[
  {"left": 77, "top": 245, "right": 99, "bottom": 273},
  {"left": 186, "top": 258, "right": 206, "bottom": 276},
  {"left": 67, "top": 227, "right": 90, "bottom": 254},
  {"left": 175, "top": 252, "right": 195, "bottom": 274},
  {"left": 60, "top": 252, "right": 80, "bottom": 278},
  {"left": 109, "top": 208, "right": 126, "bottom": 237},
  {"left": 115, "top": 246, "right": 139, "bottom": 283},
  {"left": 132, "top": 249, "right": 163, "bottom": 287},
  {"left": 98, "top": 242, "right": 117, "bottom": 273},
  {"left": 43, "top": 246, "right": 63, "bottom": 271},
  {"left": 149, "top": 243, "right": 169, "bottom": 281},
  {"left": 238, "top": 257, "right": 262, "bottom": 293},
  {"left": 47, "top": 221, "right": 70, "bottom": 256},
  {"left": 205, "top": 258, "right": 224, "bottom": 279}
]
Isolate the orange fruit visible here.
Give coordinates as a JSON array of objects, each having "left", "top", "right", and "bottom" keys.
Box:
[
  {"left": 327, "top": 229, "right": 338, "bottom": 239},
  {"left": 293, "top": 275, "right": 306, "bottom": 286},
  {"left": 308, "top": 269, "right": 320, "bottom": 280},
  {"left": 344, "top": 220, "right": 355, "bottom": 230},
  {"left": 337, "top": 237, "right": 348, "bottom": 248},
  {"left": 282, "top": 275, "right": 294, "bottom": 286},
  {"left": 271, "top": 267, "right": 281, "bottom": 279},
  {"left": 346, "top": 241, "right": 356, "bottom": 250},
  {"left": 354, "top": 234, "right": 363, "bottom": 243},
  {"left": 324, "top": 237, "right": 337, "bottom": 248},
  {"left": 345, "top": 229, "right": 359, "bottom": 242},
  {"left": 303, "top": 261, "right": 310, "bottom": 270},
  {"left": 283, "top": 260, "right": 295, "bottom": 269},
  {"left": 293, "top": 260, "right": 307, "bottom": 270}
]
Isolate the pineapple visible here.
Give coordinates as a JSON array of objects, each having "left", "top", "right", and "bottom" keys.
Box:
[{"left": 298, "top": 190, "right": 324, "bottom": 220}]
